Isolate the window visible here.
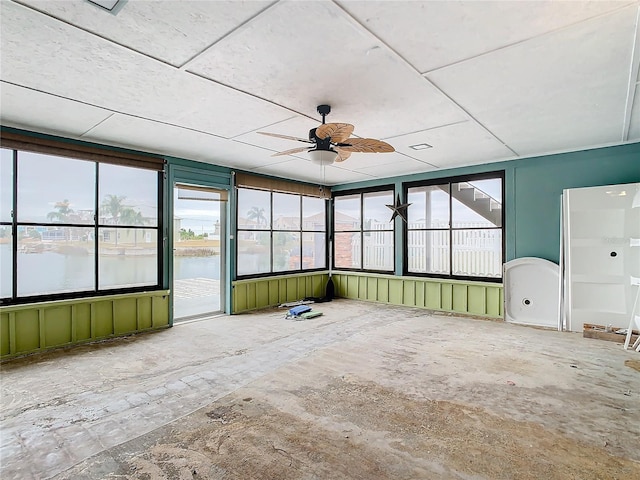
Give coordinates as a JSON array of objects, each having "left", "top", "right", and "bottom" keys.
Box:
[
  {"left": 406, "top": 174, "right": 503, "bottom": 280},
  {"left": 236, "top": 188, "right": 326, "bottom": 277},
  {"left": 334, "top": 188, "right": 395, "bottom": 272},
  {"left": 0, "top": 145, "right": 163, "bottom": 304}
]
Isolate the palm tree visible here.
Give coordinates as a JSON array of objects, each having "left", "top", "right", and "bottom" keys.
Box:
[
  {"left": 47, "top": 199, "right": 73, "bottom": 223},
  {"left": 246, "top": 206, "right": 267, "bottom": 227},
  {"left": 100, "top": 195, "right": 145, "bottom": 246},
  {"left": 100, "top": 194, "right": 127, "bottom": 225}
]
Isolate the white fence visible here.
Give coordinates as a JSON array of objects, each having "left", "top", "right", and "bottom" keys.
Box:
[{"left": 350, "top": 221, "right": 502, "bottom": 276}]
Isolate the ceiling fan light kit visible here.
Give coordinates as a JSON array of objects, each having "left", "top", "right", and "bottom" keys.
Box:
[
  {"left": 308, "top": 149, "right": 339, "bottom": 165},
  {"left": 258, "top": 105, "right": 395, "bottom": 166}
]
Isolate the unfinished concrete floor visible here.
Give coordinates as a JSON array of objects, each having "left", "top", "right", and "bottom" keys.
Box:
[{"left": 1, "top": 299, "right": 639, "bottom": 479}]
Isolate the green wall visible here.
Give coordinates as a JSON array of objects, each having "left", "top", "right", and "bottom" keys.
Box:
[
  {"left": 512, "top": 144, "right": 640, "bottom": 261},
  {"left": 1, "top": 291, "right": 170, "bottom": 359},
  {"left": 331, "top": 273, "right": 503, "bottom": 318},
  {"left": 332, "top": 142, "right": 640, "bottom": 265}
]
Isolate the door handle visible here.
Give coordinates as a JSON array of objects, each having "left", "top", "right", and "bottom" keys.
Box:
[{"left": 610, "top": 251, "right": 617, "bottom": 257}]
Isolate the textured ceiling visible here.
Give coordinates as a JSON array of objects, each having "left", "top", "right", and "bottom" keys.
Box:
[{"left": 1, "top": 0, "right": 638, "bottom": 185}]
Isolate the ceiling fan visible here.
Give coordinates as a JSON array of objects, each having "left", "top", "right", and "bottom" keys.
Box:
[{"left": 258, "top": 105, "right": 395, "bottom": 165}]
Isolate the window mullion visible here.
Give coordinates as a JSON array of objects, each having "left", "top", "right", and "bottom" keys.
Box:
[
  {"left": 11, "top": 149, "right": 18, "bottom": 300},
  {"left": 94, "top": 162, "right": 99, "bottom": 292},
  {"left": 270, "top": 192, "right": 274, "bottom": 273}
]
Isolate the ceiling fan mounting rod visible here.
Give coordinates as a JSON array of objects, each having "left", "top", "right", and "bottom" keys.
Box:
[{"left": 317, "top": 104, "right": 331, "bottom": 124}]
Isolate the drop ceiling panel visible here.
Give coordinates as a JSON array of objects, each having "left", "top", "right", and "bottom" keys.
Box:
[
  {"left": 427, "top": 7, "right": 636, "bottom": 155},
  {"left": 338, "top": 0, "right": 628, "bottom": 73},
  {"left": 0, "top": 2, "right": 293, "bottom": 138},
  {"left": 0, "top": 82, "right": 112, "bottom": 137},
  {"left": 83, "top": 114, "right": 274, "bottom": 169},
  {"left": 18, "top": 0, "right": 273, "bottom": 67},
  {"left": 353, "top": 157, "right": 437, "bottom": 178},
  {"left": 253, "top": 159, "right": 375, "bottom": 185},
  {"left": 337, "top": 151, "right": 416, "bottom": 171},
  {"left": 187, "top": 0, "right": 467, "bottom": 139},
  {"left": 388, "top": 121, "right": 514, "bottom": 168}
]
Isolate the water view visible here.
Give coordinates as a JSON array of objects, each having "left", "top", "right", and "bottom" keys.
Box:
[{"left": 0, "top": 243, "right": 219, "bottom": 298}]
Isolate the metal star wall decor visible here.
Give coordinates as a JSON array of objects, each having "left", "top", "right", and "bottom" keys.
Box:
[{"left": 386, "top": 194, "right": 411, "bottom": 222}]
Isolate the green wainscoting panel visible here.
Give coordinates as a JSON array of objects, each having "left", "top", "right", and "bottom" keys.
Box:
[
  {"left": 114, "top": 298, "right": 137, "bottom": 334},
  {"left": 366, "top": 277, "right": 377, "bottom": 301},
  {"left": 331, "top": 272, "right": 503, "bottom": 319},
  {"left": 0, "top": 290, "right": 170, "bottom": 359},
  {"left": 75, "top": 304, "right": 92, "bottom": 341},
  {"left": 389, "top": 279, "right": 403, "bottom": 304},
  {"left": 15, "top": 309, "right": 39, "bottom": 353},
  {"left": 441, "top": 284, "right": 453, "bottom": 311},
  {"left": 404, "top": 280, "right": 416, "bottom": 306},
  {"left": 452, "top": 285, "right": 468, "bottom": 313},
  {"left": 232, "top": 272, "right": 329, "bottom": 313},
  {"left": 137, "top": 298, "right": 152, "bottom": 330},
  {"left": 152, "top": 295, "right": 170, "bottom": 328},
  {"left": 94, "top": 301, "right": 114, "bottom": 339},
  {"left": 44, "top": 306, "right": 72, "bottom": 347},
  {"left": 378, "top": 278, "right": 389, "bottom": 303},
  {"left": 425, "top": 283, "right": 441, "bottom": 310},
  {"left": 467, "top": 285, "right": 487, "bottom": 315},
  {"left": 1, "top": 312, "right": 9, "bottom": 356}
]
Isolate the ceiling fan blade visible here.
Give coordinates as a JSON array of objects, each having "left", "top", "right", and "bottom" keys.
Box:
[
  {"left": 315, "top": 123, "right": 354, "bottom": 143},
  {"left": 335, "top": 148, "right": 352, "bottom": 162},
  {"left": 258, "top": 131, "right": 313, "bottom": 144},
  {"left": 271, "top": 146, "right": 311, "bottom": 157},
  {"left": 338, "top": 138, "right": 395, "bottom": 153}
]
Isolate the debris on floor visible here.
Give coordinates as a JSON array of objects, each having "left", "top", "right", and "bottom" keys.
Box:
[
  {"left": 285, "top": 304, "right": 323, "bottom": 320},
  {"left": 583, "top": 323, "right": 640, "bottom": 344}
]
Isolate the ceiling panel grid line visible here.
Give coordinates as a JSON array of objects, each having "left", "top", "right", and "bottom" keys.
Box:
[
  {"left": 332, "top": 0, "right": 518, "bottom": 158},
  {"left": 420, "top": 1, "right": 640, "bottom": 76},
  {"left": 10, "top": 0, "right": 176, "bottom": 68},
  {"left": 179, "top": 0, "right": 280, "bottom": 71},
  {"left": 0, "top": 80, "right": 231, "bottom": 140}
]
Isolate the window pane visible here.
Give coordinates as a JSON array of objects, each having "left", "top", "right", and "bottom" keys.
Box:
[
  {"left": 237, "top": 189, "right": 270, "bottom": 230},
  {"left": 451, "top": 180, "right": 502, "bottom": 227},
  {"left": 452, "top": 229, "right": 502, "bottom": 277},
  {"left": 0, "top": 227, "right": 12, "bottom": 298},
  {"left": 363, "top": 230, "right": 394, "bottom": 271},
  {"left": 302, "top": 232, "right": 325, "bottom": 269},
  {"left": 407, "top": 230, "right": 450, "bottom": 275},
  {"left": 98, "top": 228, "right": 157, "bottom": 289},
  {"left": 273, "top": 231, "right": 300, "bottom": 272},
  {"left": 334, "top": 194, "right": 360, "bottom": 231},
  {"left": 272, "top": 193, "right": 300, "bottom": 230},
  {"left": 17, "top": 226, "right": 95, "bottom": 296},
  {"left": 363, "top": 190, "right": 393, "bottom": 230},
  {"left": 303, "top": 196, "right": 325, "bottom": 231},
  {"left": 1, "top": 149, "right": 12, "bottom": 222},
  {"left": 335, "top": 232, "right": 360, "bottom": 268},
  {"left": 17, "top": 152, "right": 95, "bottom": 224},
  {"left": 237, "top": 230, "right": 270, "bottom": 276},
  {"left": 408, "top": 185, "right": 449, "bottom": 228},
  {"left": 99, "top": 164, "right": 157, "bottom": 227}
]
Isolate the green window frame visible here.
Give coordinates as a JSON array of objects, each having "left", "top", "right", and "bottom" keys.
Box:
[
  {"left": 404, "top": 172, "right": 504, "bottom": 281},
  {"left": 333, "top": 187, "right": 395, "bottom": 273},
  {"left": 235, "top": 187, "right": 327, "bottom": 278},
  {"left": 0, "top": 138, "right": 164, "bottom": 305}
]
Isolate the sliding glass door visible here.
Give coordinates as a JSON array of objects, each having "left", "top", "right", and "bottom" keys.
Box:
[{"left": 172, "top": 184, "right": 226, "bottom": 321}]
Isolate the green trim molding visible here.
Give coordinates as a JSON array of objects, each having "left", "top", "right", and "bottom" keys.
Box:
[
  {"left": 232, "top": 271, "right": 502, "bottom": 318},
  {"left": 0, "top": 291, "right": 170, "bottom": 359}
]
